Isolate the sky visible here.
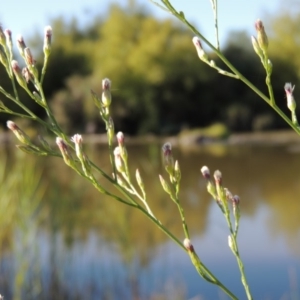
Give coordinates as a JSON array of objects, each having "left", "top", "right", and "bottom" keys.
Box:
[{"left": 0, "top": 0, "right": 289, "bottom": 47}]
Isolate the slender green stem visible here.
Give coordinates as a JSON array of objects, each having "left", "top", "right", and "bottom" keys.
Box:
[
  {"left": 171, "top": 193, "right": 190, "bottom": 239},
  {"left": 231, "top": 236, "right": 253, "bottom": 300},
  {"left": 210, "top": 0, "right": 220, "bottom": 50}
]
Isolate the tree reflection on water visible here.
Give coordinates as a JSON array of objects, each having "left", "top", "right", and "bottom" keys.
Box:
[{"left": 0, "top": 143, "right": 299, "bottom": 299}]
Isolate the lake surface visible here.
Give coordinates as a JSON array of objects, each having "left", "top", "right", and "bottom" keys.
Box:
[{"left": 0, "top": 142, "right": 299, "bottom": 299}]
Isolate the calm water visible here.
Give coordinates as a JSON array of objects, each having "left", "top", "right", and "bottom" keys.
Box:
[{"left": 0, "top": 142, "right": 299, "bottom": 299}]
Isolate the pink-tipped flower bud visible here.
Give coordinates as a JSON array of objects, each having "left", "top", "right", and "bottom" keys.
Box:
[
  {"left": 7, "top": 120, "right": 32, "bottom": 145},
  {"left": 4, "top": 29, "right": 12, "bottom": 50},
  {"left": 162, "top": 142, "right": 174, "bottom": 175},
  {"left": 24, "top": 47, "right": 35, "bottom": 66},
  {"left": 22, "top": 67, "right": 33, "bottom": 83},
  {"left": 192, "top": 36, "right": 208, "bottom": 61},
  {"left": 17, "top": 35, "right": 26, "bottom": 49},
  {"left": 102, "top": 78, "right": 111, "bottom": 91},
  {"left": 201, "top": 166, "right": 210, "bottom": 180},
  {"left": 232, "top": 195, "right": 240, "bottom": 206},
  {"left": 183, "top": 238, "right": 194, "bottom": 252},
  {"left": 11, "top": 60, "right": 27, "bottom": 89},
  {"left": 116, "top": 131, "right": 124, "bottom": 146},
  {"left": 213, "top": 170, "right": 222, "bottom": 185},
  {"left": 284, "top": 83, "right": 296, "bottom": 112},
  {"left": 43, "top": 25, "right": 52, "bottom": 57},
  {"left": 71, "top": 134, "right": 84, "bottom": 160},
  {"left": 56, "top": 137, "right": 74, "bottom": 166},
  {"left": 255, "top": 19, "right": 268, "bottom": 53},
  {"left": 102, "top": 78, "right": 112, "bottom": 107}
]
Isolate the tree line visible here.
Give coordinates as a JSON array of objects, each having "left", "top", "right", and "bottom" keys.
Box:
[{"left": 1, "top": 3, "right": 299, "bottom": 135}]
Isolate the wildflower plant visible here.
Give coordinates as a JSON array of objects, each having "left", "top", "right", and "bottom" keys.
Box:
[{"left": 0, "top": 0, "right": 299, "bottom": 299}]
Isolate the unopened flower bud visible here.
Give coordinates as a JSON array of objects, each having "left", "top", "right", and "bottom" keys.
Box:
[
  {"left": 24, "top": 47, "right": 35, "bottom": 66},
  {"left": 22, "top": 67, "right": 33, "bottom": 83},
  {"left": 255, "top": 19, "right": 268, "bottom": 53},
  {"left": 284, "top": 83, "right": 296, "bottom": 112},
  {"left": 4, "top": 29, "right": 12, "bottom": 52},
  {"left": 214, "top": 170, "right": 222, "bottom": 185},
  {"left": 43, "top": 26, "right": 52, "bottom": 57},
  {"left": 102, "top": 78, "right": 111, "bottom": 90},
  {"left": 56, "top": 137, "right": 74, "bottom": 167},
  {"left": 136, "top": 169, "right": 145, "bottom": 191},
  {"left": 71, "top": 134, "right": 84, "bottom": 161},
  {"left": 232, "top": 195, "right": 240, "bottom": 206},
  {"left": 162, "top": 142, "right": 174, "bottom": 175},
  {"left": 192, "top": 36, "right": 208, "bottom": 61},
  {"left": 7, "top": 120, "right": 32, "bottom": 145},
  {"left": 16, "top": 34, "right": 26, "bottom": 57},
  {"left": 116, "top": 131, "right": 124, "bottom": 147},
  {"left": 201, "top": 166, "right": 210, "bottom": 180},
  {"left": 174, "top": 160, "right": 181, "bottom": 183},
  {"left": 11, "top": 60, "right": 27, "bottom": 89},
  {"left": 159, "top": 174, "right": 172, "bottom": 195},
  {"left": 183, "top": 238, "right": 194, "bottom": 252}
]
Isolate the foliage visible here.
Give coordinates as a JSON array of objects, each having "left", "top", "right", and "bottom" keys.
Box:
[{"left": 1, "top": 3, "right": 299, "bottom": 134}]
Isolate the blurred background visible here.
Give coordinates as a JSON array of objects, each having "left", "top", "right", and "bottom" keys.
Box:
[{"left": 0, "top": 0, "right": 300, "bottom": 299}]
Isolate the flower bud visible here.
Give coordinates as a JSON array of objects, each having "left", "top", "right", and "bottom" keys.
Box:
[
  {"left": 255, "top": 19, "right": 268, "bottom": 53},
  {"left": 213, "top": 170, "right": 222, "bottom": 186},
  {"left": 4, "top": 29, "right": 12, "bottom": 53},
  {"left": 174, "top": 160, "right": 181, "bottom": 183},
  {"left": 136, "top": 169, "right": 145, "bottom": 191},
  {"left": 24, "top": 47, "right": 34, "bottom": 65},
  {"left": 183, "top": 238, "right": 194, "bottom": 252},
  {"left": 71, "top": 134, "right": 84, "bottom": 161},
  {"left": 22, "top": 67, "right": 34, "bottom": 83},
  {"left": 201, "top": 165, "right": 210, "bottom": 180},
  {"left": 101, "top": 78, "right": 112, "bottom": 107},
  {"left": 56, "top": 137, "right": 74, "bottom": 167},
  {"left": 284, "top": 83, "right": 296, "bottom": 112},
  {"left": 116, "top": 131, "right": 124, "bottom": 147},
  {"left": 159, "top": 174, "right": 172, "bottom": 195},
  {"left": 7, "top": 120, "right": 32, "bottom": 145},
  {"left": 162, "top": 142, "right": 174, "bottom": 175},
  {"left": 192, "top": 36, "right": 208, "bottom": 61},
  {"left": 16, "top": 34, "right": 26, "bottom": 57},
  {"left": 11, "top": 60, "right": 27, "bottom": 89},
  {"left": 43, "top": 26, "right": 52, "bottom": 57}
]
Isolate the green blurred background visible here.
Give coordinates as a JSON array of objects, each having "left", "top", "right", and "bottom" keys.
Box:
[{"left": 1, "top": 1, "right": 300, "bottom": 136}]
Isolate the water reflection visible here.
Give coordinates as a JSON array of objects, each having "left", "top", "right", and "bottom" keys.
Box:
[{"left": 0, "top": 143, "right": 299, "bottom": 299}]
